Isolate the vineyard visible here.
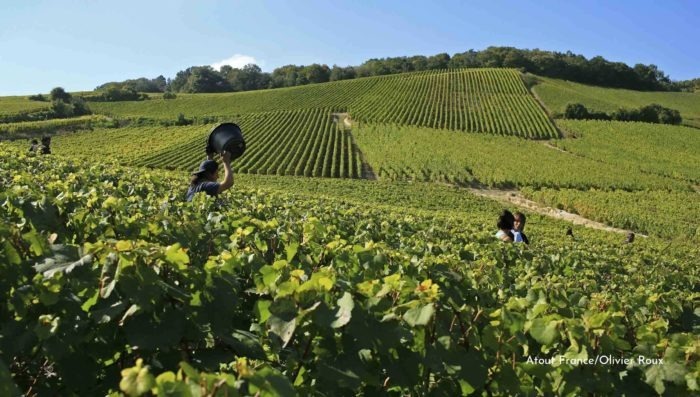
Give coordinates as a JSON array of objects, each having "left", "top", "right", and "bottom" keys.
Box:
[
  {"left": 532, "top": 76, "right": 700, "bottom": 128},
  {"left": 1, "top": 147, "right": 698, "bottom": 395},
  {"left": 0, "top": 115, "right": 114, "bottom": 139},
  {"left": 351, "top": 123, "right": 692, "bottom": 191},
  {"left": 1, "top": 61, "right": 700, "bottom": 396},
  {"left": 137, "top": 109, "right": 360, "bottom": 178},
  {"left": 87, "top": 68, "right": 558, "bottom": 138},
  {"left": 554, "top": 120, "right": 700, "bottom": 184},
  {"left": 46, "top": 108, "right": 362, "bottom": 178},
  {"left": 0, "top": 95, "right": 49, "bottom": 116},
  {"left": 521, "top": 187, "right": 700, "bottom": 240}
]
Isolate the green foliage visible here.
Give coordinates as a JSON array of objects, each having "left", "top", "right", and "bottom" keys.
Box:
[
  {"left": 564, "top": 103, "right": 610, "bottom": 120},
  {"left": 27, "top": 94, "right": 48, "bottom": 102},
  {"left": 174, "top": 113, "right": 192, "bottom": 126},
  {"left": 170, "top": 66, "right": 233, "bottom": 93},
  {"left": 563, "top": 103, "right": 682, "bottom": 125},
  {"left": 95, "top": 75, "right": 166, "bottom": 93},
  {"left": 50, "top": 99, "right": 73, "bottom": 118},
  {"left": 162, "top": 91, "right": 177, "bottom": 100},
  {"left": 613, "top": 104, "right": 682, "bottom": 125},
  {"left": 0, "top": 146, "right": 698, "bottom": 395},
  {"left": 50, "top": 87, "right": 72, "bottom": 102}
]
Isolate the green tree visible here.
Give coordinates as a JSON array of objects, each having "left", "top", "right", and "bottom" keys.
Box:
[
  {"left": 183, "top": 66, "right": 231, "bottom": 93},
  {"left": 50, "top": 99, "right": 74, "bottom": 118},
  {"left": 564, "top": 103, "right": 589, "bottom": 119},
  {"left": 302, "top": 64, "right": 331, "bottom": 84},
  {"left": 329, "top": 65, "right": 356, "bottom": 81},
  {"left": 50, "top": 87, "right": 71, "bottom": 102}
]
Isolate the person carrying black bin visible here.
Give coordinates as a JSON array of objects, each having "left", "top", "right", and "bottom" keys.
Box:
[{"left": 185, "top": 145, "right": 234, "bottom": 202}]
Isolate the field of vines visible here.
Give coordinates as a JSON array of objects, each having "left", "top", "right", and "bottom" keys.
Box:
[
  {"left": 0, "top": 115, "right": 115, "bottom": 139},
  {"left": 49, "top": 123, "right": 216, "bottom": 162},
  {"left": 45, "top": 108, "right": 362, "bottom": 179},
  {"left": 135, "top": 108, "right": 361, "bottom": 178},
  {"left": 532, "top": 76, "right": 700, "bottom": 128},
  {"left": 0, "top": 95, "right": 49, "bottom": 116},
  {"left": 352, "top": 123, "right": 692, "bottom": 191},
  {"left": 1, "top": 146, "right": 698, "bottom": 395},
  {"left": 88, "top": 68, "right": 558, "bottom": 138},
  {"left": 521, "top": 187, "right": 700, "bottom": 240},
  {"left": 555, "top": 120, "right": 700, "bottom": 184}
]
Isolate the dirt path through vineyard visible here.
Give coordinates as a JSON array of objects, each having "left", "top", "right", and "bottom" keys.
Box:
[{"left": 468, "top": 187, "right": 642, "bottom": 236}]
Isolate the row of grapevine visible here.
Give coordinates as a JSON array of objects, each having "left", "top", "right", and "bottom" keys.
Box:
[
  {"left": 87, "top": 68, "right": 558, "bottom": 138},
  {"left": 134, "top": 108, "right": 363, "bottom": 178}
]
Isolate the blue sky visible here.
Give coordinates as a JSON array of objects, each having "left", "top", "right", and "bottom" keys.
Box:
[{"left": 1, "top": 0, "right": 698, "bottom": 95}]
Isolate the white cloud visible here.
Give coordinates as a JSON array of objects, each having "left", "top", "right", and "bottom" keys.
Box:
[{"left": 211, "top": 54, "right": 261, "bottom": 70}]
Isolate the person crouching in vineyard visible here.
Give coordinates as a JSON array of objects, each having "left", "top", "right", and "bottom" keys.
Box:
[
  {"left": 495, "top": 210, "right": 515, "bottom": 242},
  {"left": 28, "top": 139, "right": 40, "bottom": 153},
  {"left": 185, "top": 146, "right": 233, "bottom": 202},
  {"left": 513, "top": 212, "right": 530, "bottom": 244}
]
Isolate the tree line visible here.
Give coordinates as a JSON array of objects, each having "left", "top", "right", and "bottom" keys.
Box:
[
  {"left": 563, "top": 103, "right": 682, "bottom": 125},
  {"left": 89, "top": 47, "right": 698, "bottom": 98}
]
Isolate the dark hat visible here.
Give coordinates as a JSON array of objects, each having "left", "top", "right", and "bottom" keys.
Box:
[{"left": 192, "top": 159, "right": 218, "bottom": 176}]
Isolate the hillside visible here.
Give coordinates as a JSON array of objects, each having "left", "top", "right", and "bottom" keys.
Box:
[
  {"left": 3, "top": 67, "right": 699, "bottom": 240},
  {"left": 0, "top": 95, "right": 50, "bottom": 116},
  {"left": 532, "top": 76, "right": 700, "bottom": 128},
  {"left": 351, "top": 123, "right": 694, "bottom": 191},
  {"left": 88, "top": 68, "right": 558, "bottom": 138}
]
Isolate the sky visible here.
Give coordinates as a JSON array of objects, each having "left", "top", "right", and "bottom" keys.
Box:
[{"left": 0, "top": 0, "right": 698, "bottom": 95}]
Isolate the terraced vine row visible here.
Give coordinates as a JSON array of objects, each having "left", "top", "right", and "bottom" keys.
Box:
[
  {"left": 135, "top": 108, "right": 363, "bottom": 178},
  {"left": 89, "top": 68, "right": 558, "bottom": 138}
]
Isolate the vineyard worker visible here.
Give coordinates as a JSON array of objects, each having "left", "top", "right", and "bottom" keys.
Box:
[
  {"left": 28, "top": 139, "right": 39, "bottom": 152},
  {"left": 40, "top": 136, "right": 52, "bottom": 154},
  {"left": 185, "top": 148, "right": 233, "bottom": 202},
  {"left": 513, "top": 212, "right": 530, "bottom": 244},
  {"left": 495, "top": 210, "right": 515, "bottom": 242}
]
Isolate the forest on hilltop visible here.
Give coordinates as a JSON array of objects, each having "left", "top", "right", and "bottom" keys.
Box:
[{"left": 93, "top": 46, "right": 700, "bottom": 97}]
